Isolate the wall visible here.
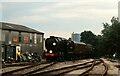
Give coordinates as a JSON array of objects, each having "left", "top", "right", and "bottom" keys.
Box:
[
  {"left": 71, "top": 33, "right": 81, "bottom": 42},
  {"left": 2, "top": 29, "right": 44, "bottom": 60}
]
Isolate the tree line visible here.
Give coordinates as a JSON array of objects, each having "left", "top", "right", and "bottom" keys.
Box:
[{"left": 80, "top": 17, "right": 120, "bottom": 58}]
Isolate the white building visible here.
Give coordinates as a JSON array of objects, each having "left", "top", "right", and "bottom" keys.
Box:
[
  {"left": 71, "top": 32, "right": 81, "bottom": 42},
  {"left": 118, "top": 1, "right": 120, "bottom": 22}
]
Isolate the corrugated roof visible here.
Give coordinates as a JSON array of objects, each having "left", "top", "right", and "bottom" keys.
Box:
[{"left": 0, "top": 22, "right": 44, "bottom": 34}]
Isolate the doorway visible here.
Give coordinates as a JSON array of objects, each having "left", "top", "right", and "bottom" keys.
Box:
[{"left": 4, "top": 45, "right": 21, "bottom": 61}]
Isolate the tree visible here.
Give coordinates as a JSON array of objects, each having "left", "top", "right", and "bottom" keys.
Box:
[
  {"left": 94, "top": 35, "right": 104, "bottom": 57},
  {"left": 80, "top": 31, "right": 100, "bottom": 57},
  {"left": 101, "top": 17, "right": 120, "bottom": 57},
  {"left": 80, "top": 31, "right": 97, "bottom": 46}
]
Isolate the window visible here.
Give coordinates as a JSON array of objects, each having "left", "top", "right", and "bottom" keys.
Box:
[
  {"left": 21, "top": 32, "right": 30, "bottom": 43},
  {"left": 37, "top": 34, "right": 43, "bottom": 44},
  {"left": 34, "top": 33, "right": 37, "bottom": 44},
  {"left": 1, "top": 30, "right": 5, "bottom": 41},
  {"left": 11, "top": 31, "right": 19, "bottom": 43},
  {"left": 40, "top": 35, "right": 42, "bottom": 43},
  {"left": 30, "top": 33, "right": 32, "bottom": 43},
  {"left": 19, "top": 32, "right": 21, "bottom": 42}
]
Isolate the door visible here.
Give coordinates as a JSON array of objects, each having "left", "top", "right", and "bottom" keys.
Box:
[
  {"left": 16, "top": 46, "right": 21, "bottom": 60},
  {"left": 5, "top": 45, "right": 12, "bottom": 61},
  {"left": 2, "top": 45, "right": 5, "bottom": 61},
  {"left": 5, "top": 45, "right": 17, "bottom": 61},
  {"left": 11, "top": 46, "right": 16, "bottom": 60}
]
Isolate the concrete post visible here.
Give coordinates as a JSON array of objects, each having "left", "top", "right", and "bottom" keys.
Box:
[
  {"left": 0, "top": 22, "right": 2, "bottom": 75},
  {"left": 118, "top": 1, "right": 120, "bottom": 22}
]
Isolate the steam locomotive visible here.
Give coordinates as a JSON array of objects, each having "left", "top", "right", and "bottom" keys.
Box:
[{"left": 44, "top": 36, "right": 93, "bottom": 61}]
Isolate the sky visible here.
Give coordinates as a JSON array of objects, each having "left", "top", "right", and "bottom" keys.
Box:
[{"left": 1, "top": 0, "right": 120, "bottom": 39}]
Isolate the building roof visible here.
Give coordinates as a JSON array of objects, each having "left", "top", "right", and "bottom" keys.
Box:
[
  {"left": 0, "top": 22, "right": 44, "bottom": 34},
  {"left": 73, "top": 41, "right": 86, "bottom": 45}
]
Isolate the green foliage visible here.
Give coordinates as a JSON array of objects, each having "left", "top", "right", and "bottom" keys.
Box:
[
  {"left": 101, "top": 17, "right": 120, "bottom": 56},
  {"left": 80, "top": 31, "right": 97, "bottom": 46},
  {"left": 80, "top": 31, "right": 102, "bottom": 57},
  {"left": 80, "top": 17, "right": 120, "bottom": 58}
]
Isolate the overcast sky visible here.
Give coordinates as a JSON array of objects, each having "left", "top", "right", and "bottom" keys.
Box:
[{"left": 1, "top": 0, "right": 120, "bottom": 39}]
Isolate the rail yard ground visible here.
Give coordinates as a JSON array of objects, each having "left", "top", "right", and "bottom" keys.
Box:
[
  {"left": 102, "top": 58, "right": 120, "bottom": 75},
  {"left": 1, "top": 58, "right": 120, "bottom": 76}
]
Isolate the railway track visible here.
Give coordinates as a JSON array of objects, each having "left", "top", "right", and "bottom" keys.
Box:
[
  {"left": 100, "top": 59, "right": 109, "bottom": 76},
  {"left": 65, "top": 59, "right": 108, "bottom": 76},
  {"left": 2, "top": 62, "right": 56, "bottom": 76},
  {"left": 2, "top": 59, "right": 108, "bottom": 76},
  {"left": 29, "top": 60, "right": 95, "bottom": 76},
  {"left": 2, "top": 63, "right": 31, "bottom": 69},
  {"left": 77, "top": 59, "right": 108, "bottom": 76},
  {"left": 29, "top": 59, "right": 108, "bottom": 76}
]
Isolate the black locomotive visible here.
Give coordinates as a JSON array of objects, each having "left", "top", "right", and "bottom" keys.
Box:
[{"left": 44, "top": 36, "right": 93, "bottom": 61}]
